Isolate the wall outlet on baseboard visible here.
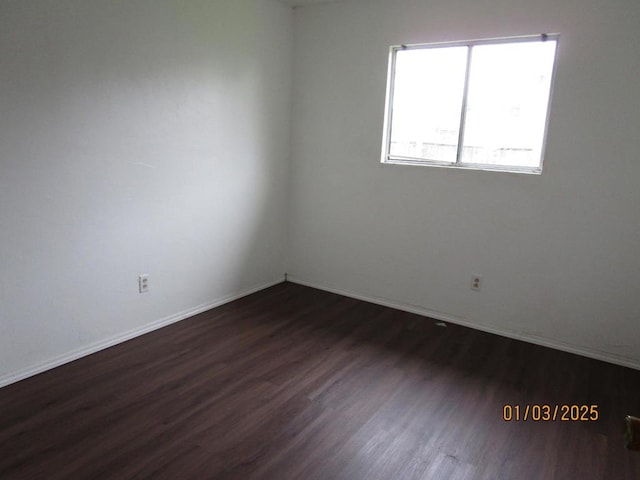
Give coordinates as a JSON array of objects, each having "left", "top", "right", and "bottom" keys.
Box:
[
  {"left": 471, "top": 274, "right": 482, "bottom": 291},
  {"left": 138, "top": 274, "right": 150, "bottom": 293}
]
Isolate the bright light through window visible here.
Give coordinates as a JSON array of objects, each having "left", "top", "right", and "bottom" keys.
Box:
[{"left": 382, "top": 35, "right": 558, "bottom": 173}]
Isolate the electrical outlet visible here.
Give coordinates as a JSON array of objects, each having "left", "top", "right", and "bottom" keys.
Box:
[
  {"left": 138, "top": 274, "right": 150, "bottom": 293},
  {"left": 471, "top": 274, "right": 482, "bottom": 291}
]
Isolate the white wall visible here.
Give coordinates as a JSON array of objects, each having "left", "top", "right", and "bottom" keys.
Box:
[
  {"left": 0, "top": 0, "right": 292, "bottom": 385},
  {"left": 288, "top": 0, "right": 640, "bottom": 367}
]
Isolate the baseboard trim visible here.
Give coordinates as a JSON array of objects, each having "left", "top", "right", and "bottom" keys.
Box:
[
  {"left": 287, "top": 275, "right": 640, "bottom": 371},
  {"left": 0, "top": 277, "right": 285, "bottom": 389}
]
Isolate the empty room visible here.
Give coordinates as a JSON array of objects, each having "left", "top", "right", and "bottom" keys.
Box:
[{"left": 1, "top": 0, "right": 639, "bottom": 478}]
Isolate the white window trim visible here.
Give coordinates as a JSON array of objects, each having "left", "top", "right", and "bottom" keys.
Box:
[{"left": 381, "top": 34, "right": 560, "bottom": 175}]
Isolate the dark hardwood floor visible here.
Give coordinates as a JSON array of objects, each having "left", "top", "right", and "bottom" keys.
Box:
[{"left": 1, "top": 282, "right": 640, "bottom": 479}]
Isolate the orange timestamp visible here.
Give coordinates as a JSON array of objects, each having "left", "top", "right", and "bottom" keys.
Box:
[{"left": 503, "top": 404, "right": 599, "bottom": 422}]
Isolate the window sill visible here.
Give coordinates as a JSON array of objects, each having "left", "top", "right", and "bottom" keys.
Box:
[{"left": 381, "top": 157, "right": 542, "bottom": 175}]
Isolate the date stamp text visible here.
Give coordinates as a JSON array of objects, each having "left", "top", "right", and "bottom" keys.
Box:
[{"left": 503, "top": 404, "right": 599, "bottom": 422}]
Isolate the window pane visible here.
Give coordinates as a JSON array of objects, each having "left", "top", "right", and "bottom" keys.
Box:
[
  {"left": 461, "top": 41, "right": 557, "bottom": 168},
  {"left": 389, "top": 46, "right": 468, "bottom": 162}
]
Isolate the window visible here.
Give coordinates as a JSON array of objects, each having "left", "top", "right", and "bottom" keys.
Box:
[{"left": 381, "top": 35, "right": 559, "bottom": 173}]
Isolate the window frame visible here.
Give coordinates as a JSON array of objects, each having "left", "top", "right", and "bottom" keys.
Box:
[{"left": 381, "top": 34, "right": 560, "bottom": 174}]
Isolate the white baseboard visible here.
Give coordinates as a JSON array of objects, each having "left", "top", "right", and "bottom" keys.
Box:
[
  {"left": 287, "top": 275, "right": 640, "bottom": 372},
  {"left": 0, "top": 277, "right": 285, "bottom": 389}
]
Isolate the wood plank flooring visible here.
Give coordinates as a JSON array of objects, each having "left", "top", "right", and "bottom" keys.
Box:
[{"left": 1, "top": 282, "right": 640, "bottom": 479}]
